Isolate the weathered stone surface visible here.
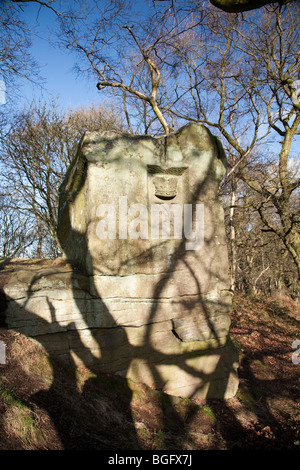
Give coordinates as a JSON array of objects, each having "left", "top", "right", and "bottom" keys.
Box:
[
  {"left": 3, "top": 123, "right": 239, "bottom": 399},
  {"left": 3, "top": 266, "right": 238, "bottom": 398},
  {"left": 57, "top": 123, "right": 228, "bottom": 277}
]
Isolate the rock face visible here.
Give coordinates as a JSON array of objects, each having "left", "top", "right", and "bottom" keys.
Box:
[{"left": 3, "top": 123, "right": 239, "bottom": 399}]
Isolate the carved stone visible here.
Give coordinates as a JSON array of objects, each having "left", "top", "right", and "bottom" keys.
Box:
[{"left": 3, "top": 123, "right": 239, "bottom": 399}]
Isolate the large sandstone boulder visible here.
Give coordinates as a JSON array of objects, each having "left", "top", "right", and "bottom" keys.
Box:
[{"left": 3, "top": 123, "right": 239, "bottom": 399}]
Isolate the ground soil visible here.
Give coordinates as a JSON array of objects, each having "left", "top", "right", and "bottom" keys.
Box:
[{"left": 0, "top": 260, "right": 299, "bottom": 451}]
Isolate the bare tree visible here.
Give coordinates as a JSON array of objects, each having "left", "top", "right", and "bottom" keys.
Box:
[
  {"left": 0, "top": 193, "right": 36, "bottom": 258},
  {"left": 0, "top": 100, "right": 124, "bottom": 257},
  {"left": 0, "top": 0, "right": 70, "bottom": 121},
  {"left": 221, "top": 157, "right": 299, "bottom": 296},
  {"left": 55, "top": 1, "right": 300, "bottom": 278},
  {"left": 58, "top": 0, "right": 205, "bottom": 135},
  {"left": 9, "top": 0, "right": 67, "bottom": 16},
  {"left": 234, "top": 5, "right": 300, "bottom": 277},
  {"left": 162, "top": 3, "right": 300, "bottom": 278},
  {"left": 0, "top": 0, "right": 40, "bottom": 111},
  {"left": 23, "top": 0, "right": 299, "bottom": 280}
]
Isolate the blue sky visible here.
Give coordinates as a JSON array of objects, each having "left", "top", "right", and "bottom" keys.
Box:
[
  {"left": 18, "top": 2, "right": 103, "bottom": 111},
  {"left": 5, "top": 1, "right": 299, "bottom": 163},
  {"left": 18, "top": 0, "right": 153, "bottom": 112}
]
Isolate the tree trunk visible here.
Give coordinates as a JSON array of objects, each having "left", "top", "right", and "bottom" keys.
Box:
[
  {"left": 284, "top": 227, "right": 300, "bottom": 279},
  {"left": 35, "top": 213, "right": 43, "bottom": 258},
  {"left": 229, "top": 183, "right": 237, "bottom": 292}
]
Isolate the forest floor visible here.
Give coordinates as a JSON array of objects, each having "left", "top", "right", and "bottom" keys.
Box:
[{"left": 0, "top": 260, "right": 299, "bottom": 451}]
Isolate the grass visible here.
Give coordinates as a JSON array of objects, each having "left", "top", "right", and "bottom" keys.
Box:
[
  {"left": 236, "top": 388, "right": 256, "bottom": 410},
  {"left": 200, "top": 405, "right": 217, "bottom": 423},
  {"left": 0, "top": 379, "right": 48, "bottom": 450},
  {"left": 0, "top": 380, "right": 24, "bottom": 407}
]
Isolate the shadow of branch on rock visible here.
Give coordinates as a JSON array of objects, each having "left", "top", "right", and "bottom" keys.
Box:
[{"left": 0, "top": 123, "right": 243, "bottom": 450}]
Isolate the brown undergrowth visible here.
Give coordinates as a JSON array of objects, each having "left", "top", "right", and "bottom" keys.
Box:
[{"left": 0, "top": 278, "right": 299, "bottom": 450}]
